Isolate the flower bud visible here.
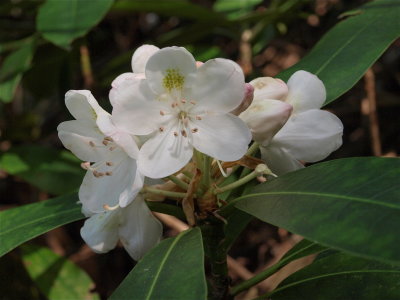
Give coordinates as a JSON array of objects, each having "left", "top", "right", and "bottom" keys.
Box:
[{"left": 230, "top": 83, "right": 254, "bottom": 115}]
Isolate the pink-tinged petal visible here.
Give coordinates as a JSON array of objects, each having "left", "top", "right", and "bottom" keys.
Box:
[
  {"left": 79, "top": 154, "right": 141, "bottom": 213},
  {"left": 260, "top": 145, "right": 304, "bottom": 176},
  {"left": 190, "top": 58, "right": 245, "bottom": 113},
  {"left": 131, "top": 44, "right": 160, "bottom": 73},
  {"left": 239, "top": 99, "right": 292, "bottom": 146},
  {"left": 230, "top": 83, "right": 254, "bottom": 116},
  {"left": 57, "top": 120, "right": 108, "bottom": 162},
  {"left": 285, "top": 70, "right": 326, "bottom": 113},
  {"left": 138, "top": 124, "right": 193, "bottom": 178},
  {"left": 80, "top": 210, "right": 119, "bottom": 253},
  {"left": 273, "top": 109, "right": 343, "bottom": 162},
  {"left": 145, "top": 47, "right": 197, "bottom": 95},
  {"left": 118, "top": 195, "right": 163, "bottom": 260},
  {"left": 110, "top": 77, "right": 166, "bottom": 135},
  {"left": 65, "top": 90, "right": 108, "bottom": 121},
  {"left": 250, "top": 77, "right": 288, "bottom": 101},
  {"left": 190, "top": 114, "right": 251, "bottom": 161}
]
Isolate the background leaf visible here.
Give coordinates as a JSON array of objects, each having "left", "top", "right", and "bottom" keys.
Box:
[
  {"left": 0, "top": 145, "right": 84, "bottom": 195},
  {"left": 235, "top": 157, "right": 400, "bottom": 265},
  {"left": 278, "top": 0, "right": 400, "bottom": 104},
  {"left": 110, "top": 228, "right": 207, "bottom": 300},
  {"left": 0, "top": 41, "right": 35, "bottom": 103},
  {"left": 270, "top": 252, "right": 400, "bottom": 300},
  {"left": 0, "top": 193, "right": 84, "bottom": 257},
  {"left": 37, "top": 0, "right": 114, "bottom": 49},
  {"left": 21, "top": 244, "right": 99, "bottom": 300}
]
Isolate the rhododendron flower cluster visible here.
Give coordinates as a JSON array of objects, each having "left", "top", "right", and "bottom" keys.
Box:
[{"left": 58, "top": 45, "right": 343, "bottom": 260}]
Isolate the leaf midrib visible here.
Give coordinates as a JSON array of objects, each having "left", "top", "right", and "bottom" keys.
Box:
[
  {"left": 271, "top": 269, "right": 400, "bottom": 296},
  {"left": 237, "top": 191, "right": 400, "bottom": 210},
  {"left": 0, "top": 207, "right": 82, "bottom": 238},
  {"left": 144, "top": 230, "right": 189, "bottom": 300}
]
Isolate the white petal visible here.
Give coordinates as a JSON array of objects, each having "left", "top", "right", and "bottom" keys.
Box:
[
  {"left": 145, "top": 47, "right": 197, "bottom": 95},
  {"left": 191, "top": 114, "right": 251, "bottom": 161},
  {"left": 285, "top": 70, "right": 326, "bottom": 113},
  {"left": 190, "top": 58, "right": 245, "bottom": 113},
  {"left": 239, "top": 99, "right": 292, "bottom": 146},
  {"left": 118, "top": 195, "right": 163, "bottom": 260},
  {"left": 260, "top": 145, "right": 304, "bottom": 176},
  {"left": 110, "top": 77, "right": 165, "bottom": 135},
  {"left": 111, "top": 73, "right": 137, "bottom": 91},
  {"left": 80, "top": 210, "right": 119, "bottom": 253},
  {"left": 230, "top": 83, "right": 254, "bottom": 116},
  {"left": 250, "top": 77, "right": 288, "bottom": 101},
  {"left": 273, "top": 109, "right": 343, "bottom": 162},
  {"left": 57, "top": 120, "right": 108, "bottom": 162},
  {"left": 131, "top": 44, "right": 160, "bottom": 73},
  {"left": 138, "top": 124, "right": 193, "bottom": 178},
  {"left": 79, "top": 154, "right": 141, "bottom": 213},
  {"left": 65, "top": 90, "right": 108, "bottom": 121}
]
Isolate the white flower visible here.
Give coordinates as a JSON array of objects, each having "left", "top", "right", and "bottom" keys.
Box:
[
  {"left": 110, "top": 46, "right": 252, "bottom": 178},
  {"left": 241, "top": 71, "right": 343, "bottom": 175},
  {"left": 80, "top": 195, "right": 162, "bottom": 260},
  {"left": 57, "top": 90, "right": 143, "bottom": 212}
]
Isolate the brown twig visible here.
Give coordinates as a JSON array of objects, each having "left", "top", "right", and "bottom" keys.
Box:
[{"left": 362, "top": 68, "right": 382, "bottom": 156}]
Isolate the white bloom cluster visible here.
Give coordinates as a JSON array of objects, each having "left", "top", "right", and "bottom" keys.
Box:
[{"left": 58, "top": 45, "right": 343, "bottom": 260}]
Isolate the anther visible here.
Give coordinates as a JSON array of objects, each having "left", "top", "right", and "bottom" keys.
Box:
[
  {"left": 181, "top": 130, "right": 187, "bottom": 137},
  {"left": 173, "top": 131, "right": 178, "bottom": 137},
  {"left": 181, "top": 99, "right": 186, "bottom": 104},
  {"left": 105, "top": 171, "right": 113, "bottom": 176},
  {"left": 106, "top": 162, "right": 113, "bottom": 166},
  {"left": 159, "top": 126, "right": 165, "bottom": 132},
  {"left": 191, "top": 128, "right": 198, "bottom": 133},
  {"left": 196, "top": 116, "right": 202, "bottom": 120},
  {"left": 109, "top": 146, "right": 116, "bottom": 151},
  {"left": 89, "top": 141, "right": 95, "bottom": 147},
  {"left": 104, "top": 137, "right": 113, "bottom": 142},
  {"left": 102, "top": 140, "right": 109, "bottom": 146},
  {"left": 81, "top": 162, "right": 91, "bottom": 170},
  {"left": 160, "top": 110, "right": 165, "bottom": 116},
  {"left": 190, "top": 101, "right": 196, "bottom": 105}
]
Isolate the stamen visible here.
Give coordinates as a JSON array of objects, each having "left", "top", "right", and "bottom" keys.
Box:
[
  {"left": 191, "top": 128, "right": 198, "bottom": 133},
  {"left": 196, "top": 116, "right": 202, "bottom": 120},
  {"left": 190, "top": 101, "right": 196, "bottom": 105},
  {"left": 171, "top": 102, "right": 178, "bottom": 108},
  {"left": 181, "top": 99, "right": 186, "bottom": 104},
  {"left": 103, "top": 203, "right": 119, "bottom": 211},
  {"left": 81, "top": 162, "right": 91, "bottom": 170},
  {"left": 181, "top": 130, "right": 187, "bottom": 137},
  {"left": 105, "top": 171, "right": 113, "bottom": 176},
  {"left": 109, "top": 146, "right": 116, "bottom": 151},
  {"left": 104, "top": 137, "right": 113, "bottom": 142},
  {"left": 160, "top": 110, "right": 165, "bottom": 116},
  {"left": 106, "top": 162, "right": 113, "bottom": 166},
  {"left": 217, "top": 160, "right": 228, "bottom": 177},
  {"left": 89, "top": 141, "right": 95, "bottom": 147},
  {"left": 102, "top": 140, "right": 109, "bottom": 146},
  {"left": 93, "top": 171, "right": 105, "bottom": 178},
  {"left": 173, "top": 131, "right": 178, "bottom": 137},
  {"left": 159, "top": 126, "right": 165, "bottom": 132}
]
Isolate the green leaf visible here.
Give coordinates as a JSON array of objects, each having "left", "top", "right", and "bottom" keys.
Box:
[
  {"left": 0, "top": 193, "right": 84, "bottom": 257},
  {"left": 269, "top": 252, "right": 400, "bottom": 300},
  {"left": 36, "top": 0, "right": 114, "bottom": 49},
  {"left": 21, "top": 244, "right": 99, "bottom": 300},
  {"left": 280, "top": 239, "right": 327, "bottom": 262},
  {"left": 111, "top": 0, "right": 226, "bottom": 22},
  {"left": 110, "top": 228, "right": 207, "bottom": 300},
  {"left": 278, "top": 0, "right": 400, "bottom": 104},
  {"left": 0, "top": 145, "right": 84, "bottom": 195},
  {"left": 235, "top": 157, "right": 400, "bottom": 265},
  {"left": 214, "top": 0, "right": 263, "bottom": 19},
  {"left": 0, "top": 41, "right": 35, "bottom": 103}
]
